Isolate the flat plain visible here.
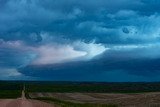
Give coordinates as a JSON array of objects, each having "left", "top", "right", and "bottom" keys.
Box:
[
  {"left": 29, "top": 92, "right": 160, "bottom": 107},
  {"left": 2, "top": 81, "right": 160, "bottom": 107}
]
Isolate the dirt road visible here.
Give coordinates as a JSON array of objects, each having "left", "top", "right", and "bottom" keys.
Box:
[
  {"left": 0, "top": 85, "right": 55, "bottom": 107},
  {"left": 0, "top": 99, "right": 54, "bottom": 107}
]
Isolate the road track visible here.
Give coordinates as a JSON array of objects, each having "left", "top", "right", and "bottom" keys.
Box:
[{"left": 0, "top": 85, "right": 55, "bottom": 107}]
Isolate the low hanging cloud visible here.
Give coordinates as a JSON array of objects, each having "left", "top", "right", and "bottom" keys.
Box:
[
  {"left": 73, "top": 41, "right": 108, "bottom": 59},
  {"left": 0, "top": 36, "right": 107, "bottom": 67},
  {"left": 0, "top": 68, "right": 22, "bottom": 77},
  {"left": 30, "top": 41, "right": 107, "bottom": 65},
  {"left": 32, "top": 45, "right": 87, "bottom": 65},
  {"left": 29, "top": 33, "right": 107, "bottom": 65}
]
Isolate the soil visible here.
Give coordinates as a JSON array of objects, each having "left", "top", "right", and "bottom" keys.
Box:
[{"left": 29, "top": 92, "right": 160, "bottom": 107}]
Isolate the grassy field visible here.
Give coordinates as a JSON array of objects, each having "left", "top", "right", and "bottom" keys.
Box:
[
  {"left": 1, "top": 81, "right": 160, "bottom": 97},
  {"left": 2, "top": 81, "right": 160, "bottom": 106},
  {"left": 0, "top": 81, "right": 22, "bottom": 98},
  {"left": 35, "top": 97, "right": 118, "bottom": 107},
  {"left": 0, "top": 90, "right": 21, "bottom": 98},
  {"left": 25, "top": 81, "right": 160, "bottom": 93},
  {"left": 24, "top": 81, "right": 160, "bottom": 107}
]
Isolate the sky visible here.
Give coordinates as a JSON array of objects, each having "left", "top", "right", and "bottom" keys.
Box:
[{"left": 1, "top": 0, "right": 160, "bottom": 81}]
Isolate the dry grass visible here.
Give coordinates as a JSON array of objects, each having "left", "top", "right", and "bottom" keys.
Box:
[{"left": 29, "top": 92, "right": 160, "bottom": 107}]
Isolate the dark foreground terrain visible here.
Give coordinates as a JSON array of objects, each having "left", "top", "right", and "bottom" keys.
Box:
[
  {"left": 0, "top": 82, "right": 56, "bottom": 107},
  {"left": 1, "top": 81, "right": 160, "bottom": 107}
]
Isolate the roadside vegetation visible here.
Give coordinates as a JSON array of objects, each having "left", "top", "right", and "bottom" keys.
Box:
[
  {"left": 35, "top": 97, "right": 118, "bottom": 107},
  {"left": 25, "top": 81, "right": 160, "bottom": 93},
  {"left": 0, "top": 90, "right": 21, "bottom": 98},
  {"left": 1, "top": 81, "right": 160, "bottom": 98},
  {"left": 0, "top": 81, "right": 22, "bottom": 98}
]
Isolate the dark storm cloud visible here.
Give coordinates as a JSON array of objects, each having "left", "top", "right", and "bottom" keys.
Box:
[
  {"left": 19, "top": 54, "right": 160, "bottom": 81},
  {"left": 0, "top": 0, "right": 150, "bottom": 43},
  {"left": 1, "top": 0, "right": 160, "bottom": 81},
  {"left": 0, "top": 0, "right": 159, "bottom": 44}
]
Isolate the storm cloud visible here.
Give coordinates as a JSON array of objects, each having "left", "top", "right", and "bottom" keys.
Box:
[{"left": 1, "top": 0, "right": 160, "bottom": 81}]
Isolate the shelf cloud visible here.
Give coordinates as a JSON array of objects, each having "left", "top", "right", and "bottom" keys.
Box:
[{"left": 1, "top": 0, "right": 160, "bottom": 81}]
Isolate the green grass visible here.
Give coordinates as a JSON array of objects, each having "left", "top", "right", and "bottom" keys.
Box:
[
  {"left": 0, "top": 90, "right": 21, "bottom": 98},
  {"left": 1, "top": 81, "right": 160, "bottom": 99},
  {"left": 35, "top": 97, "right": 118, "bottom": 107},
  {"left": 25, "top": 82, "right": 160, "bottom": 93},
  {"left": 0, "top": 81, "right": 22, "bottom": 98}
]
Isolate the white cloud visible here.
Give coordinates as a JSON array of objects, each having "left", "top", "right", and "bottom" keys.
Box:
[
  {"left": 0, "top": 39, "right": 23, "bottom": 48},
  {"left": 110, "top": 43, "right": 160, "bottom": 59},
  {"left": 32, "top": 41, "right": 107, "bottom": 65},
  {"left": 0, "top": 37, "right": 108, "bottom": 65},
  {"left": 32, "top": 45, "right": 87, "bottom": 65},
  {"left": 112, "top": 44, "right": 149, "bottom": 50},
  {"left": 0, "top": 68, "right": 22, "bottom": 77},
  {"left": 73, "top": 41, "right": 108, "bottom": 59},
  {"left": 0, "top": 68, "right": 38, "bottom": 80}
]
